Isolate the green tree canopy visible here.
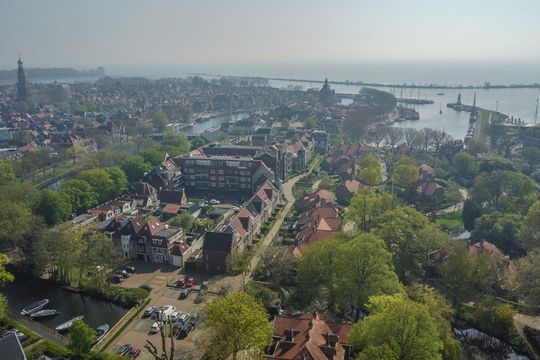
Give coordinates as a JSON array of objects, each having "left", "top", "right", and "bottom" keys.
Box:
[
  {"left": 204, "top": 292, "right": 272, "bottom": 360},
  {"left": 60, "top": 179, "right": 98, "bottom": 214},
  {"left": 520, "top": 200, "right": 540, "bottom": 251},
  {"left": 121, "top": 155, "right": 152, "bottom": 183},
  {"left": 69, "top": 320, "right": 97, "bottom": 356},
  {"left": 471, "top": 170, "right": 536, "bottom": 214},
  {"left": 77, "top": 168, "right": 116, "bottom": 203},
  {"left": 346, "top": 189, "right": 398, "bottom": 231},
  {"left": 348, "top": 294, "right": 443, "bottom": 360},
  {"left": 303, "top": 117, "right": 317, "bottom": 129},
  {"left": 514, "top": 249, "right": 540, "bottom": 308},
  {"left": 477, "top": 155, "right": 515, "bottom": 173},
  {"left": 358, "top": 155, "right": 382, "bottom": 186},
  {"left": 140, "top": 147, "right": 165, "bottom": 166},
  {"left": 393, "top": 156, "right": 419, "bottom": 188},
  {"left": 104, "top": 167, "right": 128, "bottom": 196},
  {"left": 406, "top": 284, "right": 461, "bottom": 360},
  {"left": 171, "top": 212, "right": 194, "bottom": 232},
  {"left": 437, "top": 242, "right": 493, "bottom": 305},
  {"left": 470, "top": 212, "right": 523, "bottom": 255},
  {"left": 520, "top": 147, "right": 540, "bottom": 175},
  {"left": 337, "top": 234, "right": 401, "bottom": 319},
  {"left": 0, "top": 201, "right": 33, "bottom": 249},
  {"left": 452, "top": 151, "right": 476, "bottom": 179},
  {"left": 152, "top": 111, "right": 168, "bottom": 132},
  {"left": 0, "top": 161, "right": 16, "bottom": 185},
  {"left": 162, "top": 132, "right": 190, "bottom": 156},
  {"left": 36, "top": 190, "right": 72, "bottom": 226},
  {"left": 375, "top": 206, "right": 447, "bottom": 281},
  {"left": 0, "top": 183, "right": 40, "bottom": 210}
]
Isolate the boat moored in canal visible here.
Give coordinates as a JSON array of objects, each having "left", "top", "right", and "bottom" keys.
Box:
[
  {"left": 55, "top": 315, "right": 84, "bottom": 332},
  {"left": 21, "top": 299, "right": 49, "bottom": 315},
  {"left": 95, "top": 323, "right": 110, "bottom": 343},
  {"left": 30, "top": 309, "right": 60, "bottom": 319}
]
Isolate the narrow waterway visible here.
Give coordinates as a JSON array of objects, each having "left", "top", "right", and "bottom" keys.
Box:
[{"left": 0, "top": 271, "right": 128, "bottom": 330}]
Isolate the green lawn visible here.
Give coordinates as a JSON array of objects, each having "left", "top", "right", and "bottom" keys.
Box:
[{"left": 435, "top": 210, "right": 463, "bottom": 230}]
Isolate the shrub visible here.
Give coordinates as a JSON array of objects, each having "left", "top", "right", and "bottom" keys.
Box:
[
  {"left": 81, "top": 283, "right": 148, "bottom": 307},
  {"left": 26, "top": 340, "right": 71, "bottom": 360}
]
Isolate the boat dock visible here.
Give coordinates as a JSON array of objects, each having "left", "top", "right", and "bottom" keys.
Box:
[{"left": 396, "top": 98, "right": 434, "bottom": 105}]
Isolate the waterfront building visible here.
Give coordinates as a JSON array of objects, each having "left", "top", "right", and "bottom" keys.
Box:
[{"left": 319, "top": 78, "right": 337, "bottom": 107}]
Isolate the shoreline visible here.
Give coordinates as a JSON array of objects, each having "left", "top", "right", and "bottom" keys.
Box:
[{"left": 189, "top": 72, "right": 540, "bottom": 90}]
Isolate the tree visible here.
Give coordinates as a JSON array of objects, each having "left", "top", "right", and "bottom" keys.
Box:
[
  {"left": 358, "top": 155, "right": 382, "bottom": 186},
  {"left": 521, "top": 147, "right": 540, "bottom": 175},
  {"left": 280, "top": 118, "right": 290, "bottom": 129},
  {"left": 462, "top": 199, "right": 482, "bottom": 231},
  {"left": 78, "top": 231, "right": 123, "bottom": 287},
  {"left": 121, "top": 155, "right": 152, "bottom": 183},
  {"left": 0, "top": 183, "right": 40, "bottom": 210},
  {"left": 343, "top": 110, "right": 370, "bottom": 142},
  {"left": 393, "top": 156, "right": 419, "bottom": 188},
  {"left": 406, "top": 284, "right": 461, "bottom": 360},
  {"left": 520, "top": 200, "right": 540, "bottom": 251},
  {"left": 375, "top": 206, "right": 447, "bottom": 281},
  {"left": 471, "top": 170, "right": 536, "bottom": 214},
  {"left": 0, "top": 161, "right": 16, "bottom": 185},
  {"left": 258, "top": 252, "right": 295, "bottom": 289},
  {"left": 514, "top": 249, "right": 540, "bottom": 308},
  {"left": 0, "top": 201, "right": 33, "bottom": 249},
  {"left": 60, "top": 179, "right": 98, "bottom": 214},
  {"left": 104, "top": 167, "right": 128, "bottom": 196},
  {"left": 478, "top": 155, "right": 515, "bottom": 173},
  {"left": 437, "top": 242, "right": 492, "bottom": 305},
  {"left": 204, "top": 292, "right": 272, "bottom": 360},
  {"left": 346, "top": 189, "right": 398, "bottom": 231},
  {"left": 470, "top": 212, "right": 523, "bottom": 255},
  {"left": 452, "top": 151, "right": 476, "bottom": 179},
  {"left": 152, "top": 111, "right": 168, "bottom": 132},
  {"left": 139, "top": 122, "right": 153, "bottom": 138},
  {"left": 36, "top": 190, "right": 72, "bottom": 226},
  {"left": 468, "top": 139, "right": 488, "bottom": 155},
  {"left": 337, "top": 234, "right": 401, "bottom": 319},
  {"left": 303, "top": 117, "right": 317, "bottom": 129},
  {"left": 140, "top": 148, "right": 165, "bottom": 166},
  {"left": 385, "top": 127, "right": 405, "bottom": 149},
  {"left": 69, "top": 320, "right": 96, "bottom": 357},
  {"left": 348, "top": 294, "right": 443, "bottom": 360},
  {"left": 78, "top": 169, "right": 116, "bottom": 203},
  {"left": 0, "top": 254, "right": 13, "bottom": 320},
  {"left": 162, "top": 132, "right": 190, "bottom": 156},
  {"left": 170, "top": 212, "right": 194, "bottom": 232}
]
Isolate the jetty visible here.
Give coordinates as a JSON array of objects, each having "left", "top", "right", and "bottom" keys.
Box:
[{"left": 396, "top": 98, "right": 434, "bottom": 105}]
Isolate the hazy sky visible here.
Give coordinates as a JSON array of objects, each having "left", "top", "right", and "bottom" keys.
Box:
[{"left": 1, "top": 0, "right": 540, "bottom": 70}]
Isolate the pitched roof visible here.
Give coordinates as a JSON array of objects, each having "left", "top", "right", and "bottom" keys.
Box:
[
  {"left": 203, "top": 232, "right": 234, "bottom": 252},
  {"left": 268, "top": 313, "right": 352, "bottom": 360},
  {"left": 0, "top": 332, "right": 27, "bottom": 360},
  {"left": 158, "top": 190, "right": 185, "bottom": 204},
  {"left": 162, "top": 203, "right": 182, "bottom": 214}
]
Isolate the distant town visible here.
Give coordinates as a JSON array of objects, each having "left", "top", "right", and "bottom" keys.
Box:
[{"left": 0, "top": 57, "right": 540, "bottom": 360}]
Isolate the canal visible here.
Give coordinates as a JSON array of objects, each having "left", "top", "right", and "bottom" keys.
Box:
[{"left": 1, "top": 271, "right": 128, "bottom": 330}]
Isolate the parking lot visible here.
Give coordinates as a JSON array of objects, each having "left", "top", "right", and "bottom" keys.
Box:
[{"left": 108, "top": 261, "right": 219, "bottom": 359}]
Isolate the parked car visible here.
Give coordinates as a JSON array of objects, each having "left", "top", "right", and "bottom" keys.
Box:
[
  {"left": 232, "top": 206, "right": 240, "bottom": 212},
  {"left": 149, "top": 322, "right": 162, "bottom": 334},
  {"left": 179, "top": 288, "right": 191, "bottom": 299},
  {"left": 124, "top": 266, "right": 135, "bottom": 273},
  {"left": 161, "top": 305, "right": 176, "bottom": 319},
  {"left": 209, "top": 199, "right": 220, "bottom": 205},
  {"left": 117, "top": 269, "right": 131, "bottom": 278},
  {"left": 188, "top": 313, "right": 200, "bottom": 326},
  {"left": 170, "top": 312, "right": 180, "bottom": 322},
  {"left": 194, "top": 289, "right": 207, "bottom": 304},
  {"left": 111, "top": 274, "right": 123, "bottom": 283},
  {"left": 140, "top": 284, "right": 153, "bottom": 292},
  {"left": 128, "top": 346, "right": 141, "bottom": 359},
  {"left": 185, "top": 277, "right": 196, "bottom": 288},
  {"left": 178, "top": 313, "right": 189, "bottom": 323},
  {"left": 143, "top": 305, "right": 156, "bottom": 317},
  {"left": 117, "top": 344, "right": 132, "bottom": 355},
  {"left": 178, "top": 323, "right": 193, "bottom": 338}
]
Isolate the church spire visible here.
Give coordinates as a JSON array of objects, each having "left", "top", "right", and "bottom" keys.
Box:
[{"left": 16, "top": 56, "right": 29, "bottom": 101}]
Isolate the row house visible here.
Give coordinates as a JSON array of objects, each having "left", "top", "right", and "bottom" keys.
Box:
[
  {"left": 144, "top": 159, "right": 182, "bottom": 191},
  {"left": 100, "top": 215, "right": 190, "bottom": 266},
  {"left": 88, "top": 199, "right": 136, "bottom": 221},
  {"left": 201, "top": 180, "right": 281, "bottom": 273},
  {"left": 294, "top": 205, "right": 342, "bottom": 256}
]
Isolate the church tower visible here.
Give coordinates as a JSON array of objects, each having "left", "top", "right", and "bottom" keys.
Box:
[{"left": 16, "top": 57, "right": 30, "bottom": 101}]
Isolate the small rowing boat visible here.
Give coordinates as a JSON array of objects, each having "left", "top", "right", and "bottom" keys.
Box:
[
  {"left": 30, "top": 309, "right": 60, "bottom": 319},
  {"left": 95, "top": 324, "right": 110, "bottom": 343},
  {"left": 21, "top": 299, "right": 49, "bottom": 315},
  {"left": 55, "top": 315, "right": 84, "bottom": 332}
]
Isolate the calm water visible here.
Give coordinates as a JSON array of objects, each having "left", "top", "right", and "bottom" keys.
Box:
[
  {"left": 270, "top": 79, "right": 540, "bottom": 140},
  {"left": 185, "top": 111, "right": 266, "bottom": 136},
  {"left": 0, "top": 271, "right": 128, "bottom": 330}
]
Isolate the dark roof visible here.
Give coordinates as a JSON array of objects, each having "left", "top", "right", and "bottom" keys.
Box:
[
  {"left": 0, "top": 332, "right": 27, "bottom": 360},
  {"left": 203, "top": 232, "right": 233, "bottom": 252},
  {"left": 158, "top": 190, "right": 185, "bottom": 204}
]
